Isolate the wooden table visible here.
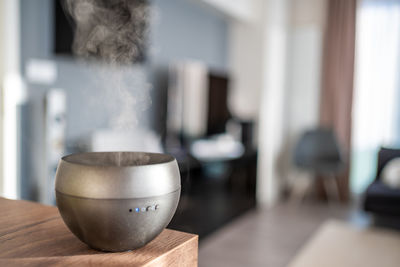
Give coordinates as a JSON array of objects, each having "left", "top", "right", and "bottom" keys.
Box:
[{"left": 0, "top": 197, "right": 198, "bottom": 266}]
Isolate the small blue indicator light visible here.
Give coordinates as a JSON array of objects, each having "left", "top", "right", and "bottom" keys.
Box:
[{"left": 135, "top": 208, "right": 140, "bottom": 213}]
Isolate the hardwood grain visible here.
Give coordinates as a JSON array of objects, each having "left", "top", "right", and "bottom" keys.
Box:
[{"left": 0, "top": 198, "right": 198, "bottom": 266}]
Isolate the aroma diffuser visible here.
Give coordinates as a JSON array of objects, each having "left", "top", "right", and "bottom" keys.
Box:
[{"left": 55, "top": 151, "right": 181, "bottom": 252}]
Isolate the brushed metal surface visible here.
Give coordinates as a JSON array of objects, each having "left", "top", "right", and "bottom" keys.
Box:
[
  {"left": 55, "top": 152, "right": 181, "bottom": 251},
  {"left": 56, "top": 152, "right": 181, "bottom": 199},
  {"left": 56, "top": 190, "right": 180, "bottom": 252}
]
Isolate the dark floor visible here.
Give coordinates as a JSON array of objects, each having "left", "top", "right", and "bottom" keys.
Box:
[{"left": 199, "top": 201, "right": 372, "bottom": 267}]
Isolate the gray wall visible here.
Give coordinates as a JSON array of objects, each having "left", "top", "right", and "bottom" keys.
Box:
[
  {"left": 151, "top": 0, "right": 228, "bottom": 68},
  {"left": 19, "top": 0, "right": 228, "bottom": 201}
]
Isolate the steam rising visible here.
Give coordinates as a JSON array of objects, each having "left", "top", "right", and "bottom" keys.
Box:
[
  {"left": 62, "top": 0, "right": 162, "bottom": 162},
  {"left": 96, "top": 66, "right": 152, "bottom": 129},
  {"left": 62, "top": 0, "right": 153, "bottom": 131},
  {"left": 64, "top": 0, "right": 150, "bottom": 64}
]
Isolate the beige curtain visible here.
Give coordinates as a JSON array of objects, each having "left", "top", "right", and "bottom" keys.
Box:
[{"left": 319, "top": 0, "right": 357, "bottom": 202}]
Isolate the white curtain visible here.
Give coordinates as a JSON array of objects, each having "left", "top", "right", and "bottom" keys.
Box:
[{"left": 351, "top": 0, "right": 400, "bottom": 193}]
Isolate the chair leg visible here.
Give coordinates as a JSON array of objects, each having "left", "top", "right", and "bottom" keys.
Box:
[
  {"left": 323, "top": 173, "right": 340, "bottom": 202},
  {"left": 289, "top": 173, "right": 313, "bottom": 204},
  {"left": 331, "top": 173, "right": 341, "bottom": 201}
]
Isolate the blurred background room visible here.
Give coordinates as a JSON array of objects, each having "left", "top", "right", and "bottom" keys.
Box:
[{"left": 1, "top": 0, "right": 400, "bottom": 266}]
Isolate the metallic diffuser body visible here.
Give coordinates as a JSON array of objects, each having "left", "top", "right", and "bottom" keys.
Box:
[{"left": 55, "top": 152, "right": 181, "bottom": 252}]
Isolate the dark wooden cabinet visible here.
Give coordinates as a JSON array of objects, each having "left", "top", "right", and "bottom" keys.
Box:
[{"left": 168, "top": 150, "right": 257, "bottom": 239}]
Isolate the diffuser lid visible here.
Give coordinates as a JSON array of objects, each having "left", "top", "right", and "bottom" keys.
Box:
[{"left": 55, "top": 152, "right": 181, "bottom": 199}]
